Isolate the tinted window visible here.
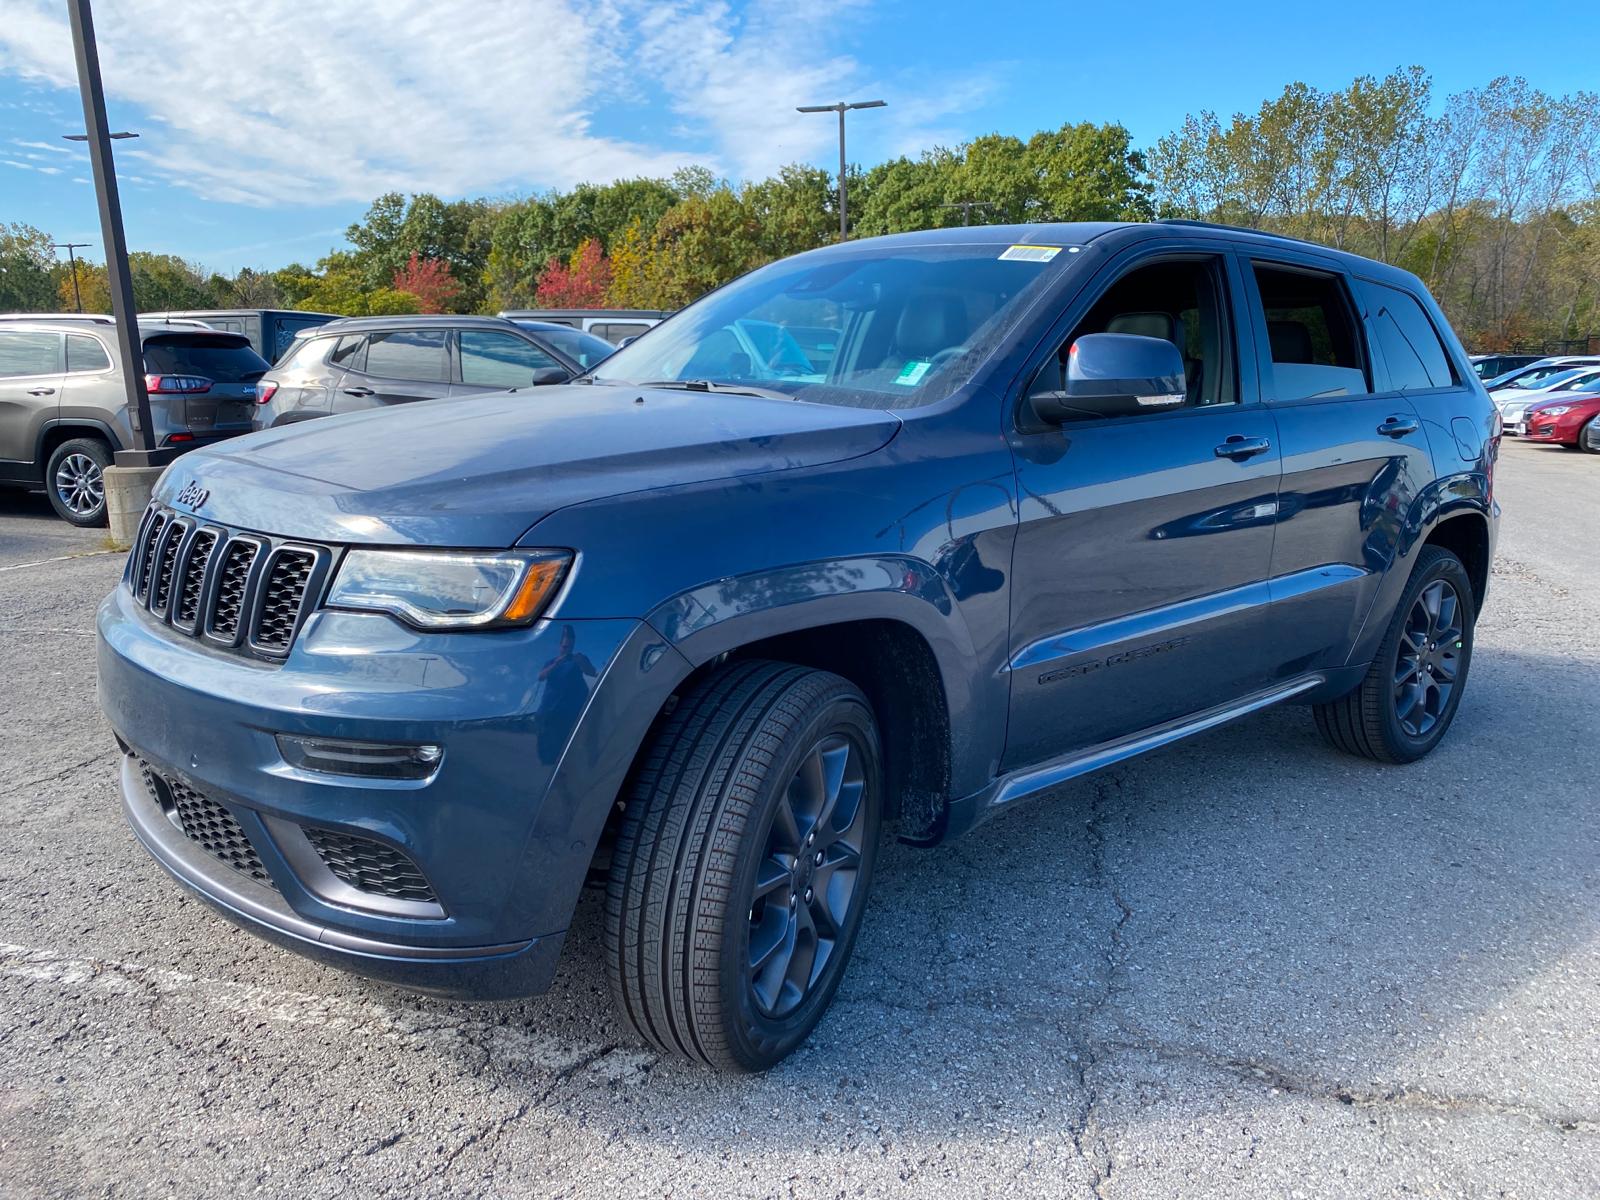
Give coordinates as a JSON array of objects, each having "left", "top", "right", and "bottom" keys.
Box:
[
  {"left": 363, "top": 329, "right": 448, "bottom": 382},
  {"left": 275, "top": 335, "right": 335, "bottom": 373},
  {"left": 1031, "top": 256, "right": 1235, "bottom": 415},
  {"left": 1253, "top": 265, "right": 1369, "bottom": 400},
  {"left": 330, "top": 335, "right": 366, "bottom": 370},
  {"left": 142, "top": 335, "right": 270, "bottom": 382},
  {"left": 459, "top": 330, "right": 559, "bottom": 387},
  {"left": 0, "top": 331, "right": 61, "bottom": 378},
  {"left": 593, "top": 322, "right": 650, "bottom": 343},
  {"left": 538, "top": 327, "right": 615, "bottom": 370},
  {"left": 66, "top": 333, "right": 112, "bottom": 373},
  {"left": 1366, "top": 282, "right": 1454, "bottom": 391}
]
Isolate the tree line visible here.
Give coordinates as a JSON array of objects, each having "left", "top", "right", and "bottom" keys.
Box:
[{"left": 2, "top": 68, "right": 1596, "bottom": 351}]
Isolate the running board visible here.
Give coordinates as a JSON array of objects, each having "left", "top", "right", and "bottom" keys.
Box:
[{"left": 937, "top": 675, "right": 1325, "bottom": 839}]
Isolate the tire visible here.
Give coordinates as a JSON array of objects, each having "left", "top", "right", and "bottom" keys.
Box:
[
  {"left": 1312, "top": 545, "right": 1476, "bottom": 764},
  {"left": 45, "top": 437, "right": 111, "bottom": 527},
  {"left": 1576, "top": 417, "right": 1600, "bottom": 453},
  {"left": 604, "top": 660, "right": 882, "bottom": 1072}
]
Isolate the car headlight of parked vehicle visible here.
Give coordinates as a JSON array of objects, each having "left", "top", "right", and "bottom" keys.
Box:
[
  {"left": 1537, "top": 405, "right": 1572, "bottom": 416},
  {"left": 327, "top": 549, "right": 570, "bottom": 629}
]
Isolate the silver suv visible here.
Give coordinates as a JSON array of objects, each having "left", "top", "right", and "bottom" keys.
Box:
[{"left": 0, "top": 317, "right": 271, "bottom": 526}]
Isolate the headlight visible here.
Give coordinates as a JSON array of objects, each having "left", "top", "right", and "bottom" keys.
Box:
[
  {"left": 327, "top": 549, "right": 570, "bottom": 629},
  {"left": 1538, "top": 405, "right": 1572, "bottom": 416}
]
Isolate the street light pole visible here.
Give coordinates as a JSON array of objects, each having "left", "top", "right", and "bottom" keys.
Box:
[
  {"left": 796, "top": 100, "right": 886, "bottom": 242},
  {"left": 64, "top": 0, "right": 164, "bottom": 466},
  {"left": 940, "top": 200, "right": 998, "bottom": 227},
  {"left": 52, "top": 242, "right": 91, "bottom": 312}
]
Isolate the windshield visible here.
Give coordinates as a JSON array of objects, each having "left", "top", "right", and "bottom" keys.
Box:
[
  {"left": 1552, "top": 369, "right": 1600, "bottom": 391},
  {"left": 588, "top": 243, "right": 1065, "bottom": 409},
  {"left": 535, "top": 326, "right": 617, "bottom": 370}
]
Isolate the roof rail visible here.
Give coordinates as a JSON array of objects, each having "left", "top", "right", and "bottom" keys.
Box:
[
  {"left": 1154, "top": 218, "right": 1334, "bottom": 251},
  {"left": 0, "top": 312, "right": 115, "bottom": 324}
]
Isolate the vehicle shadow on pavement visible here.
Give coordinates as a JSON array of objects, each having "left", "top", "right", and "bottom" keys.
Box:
[{"left": 396, "top": 634, "right": 1600, "bottom": 1149}]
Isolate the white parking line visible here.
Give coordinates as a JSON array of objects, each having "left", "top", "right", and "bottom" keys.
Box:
[
  {"left": 0, "top": 941, "right": 652, "bottom": 1081},
  {"left": 0, "top": 549, "right": 122, "bottom": 573}
]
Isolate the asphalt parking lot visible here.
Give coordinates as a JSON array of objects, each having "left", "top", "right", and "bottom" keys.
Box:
[{"left": 1, "top": 440, "right": 1597, "bottom": 1199}]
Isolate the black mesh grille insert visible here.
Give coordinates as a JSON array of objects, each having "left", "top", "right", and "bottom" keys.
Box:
[
  {"left": 149, "top": 522, "right": 185, "bottom": 614},
  {"left": 137, "top": 760, "right": 275, "bottom": 889},
  {"left": 210, "top": 539, "right": 259, "bottom": 639},
  {"left": 135, "top": 512, "right": 167, "bottom": 600},
  {"left": 174, "top": 529, "right": 218, "bottom": 627},
  {"left": 304, "top": 828, "right": 437, "bottom": 903},
  {"left": 254, "top": 550, "right": 315, "bottom": 652}
]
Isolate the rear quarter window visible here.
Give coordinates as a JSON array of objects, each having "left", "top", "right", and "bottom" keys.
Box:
[
  {"left": 1364, "top": 282, "right": 1457, "bottom": 391},
  {"left": 143, "top": 335, "right": 270, "bottom": 382}
]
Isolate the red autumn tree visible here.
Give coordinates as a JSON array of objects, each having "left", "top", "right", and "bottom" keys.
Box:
[
  {"left": 533, "top": 238, "right": 612, "bottom": 307},
  {"left": 391, "top": 252, "right": 461, "bottom": 314}
]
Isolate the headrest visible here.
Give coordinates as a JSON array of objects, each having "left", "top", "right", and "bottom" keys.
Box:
[
  {"left": 1106, "top": 311, "right": 1176, "bottom": 342},
  {"left": 1268, "top": 320, "right": 1314, "bottom": 364},
  {"left": 896, "top": 294, "right": 967, "bottom": 359}
]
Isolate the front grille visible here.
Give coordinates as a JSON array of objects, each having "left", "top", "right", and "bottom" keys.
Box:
[
  {"left": 254, "top": 550, "right": 316, "bottom": 652},
  {"left": 126, "top": 506, "right": 326, "bottom": 660},
  {"left": 137, "top": 760, "right": 275, "bottom": 889},
  {"left": 304, "top": 828, "right": 437, "bottom": 903}
]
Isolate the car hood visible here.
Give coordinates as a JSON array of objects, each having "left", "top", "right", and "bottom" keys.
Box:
[{"left": 155, "top": 385, "right": 901, "bottom": 547}]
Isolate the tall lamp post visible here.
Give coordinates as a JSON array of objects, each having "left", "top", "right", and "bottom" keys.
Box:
[
  {"left": 64, "top": 0, "right": 161, "bottom": 472},
  {"left": 51, "top": 241, "right": 92, "bottom": 312},
  {"left": 796, "top": 99, "right": 886, "bottom": 241}
]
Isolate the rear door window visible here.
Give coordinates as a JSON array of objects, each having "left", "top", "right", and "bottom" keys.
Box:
[
  {"left": 362, "top": 329, "right": 449, "bottom": 382},
  {"left": 1363, "top": 282, "right": 1456, "bottom": 391},
  {"left": 142, "top": 335, "right": 270, "bottom": 382},
  {"left": 1251, "top": 264, "right": 1370, "bottom": 401},
  {"left": 66, "top": 334, "right": 112, "bottom": 373},
  {"left": 329, "top": 335, "right": 367, "bottom": 372},
  {"left": 0, "top": 331, "right": 62, "bottom": 377},
  {"left": 593, "top": 322, "right": 651, "bottom": 343},
  {"left": 459, "top": 330, "right": 559, "bottom": 387}
]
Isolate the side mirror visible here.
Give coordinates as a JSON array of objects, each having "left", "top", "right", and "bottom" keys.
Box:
[
  {"left": 530, "top": 366, "right": 570, "bottom": 386},
  {"left": 617, "top": 336, "right": 638, "bottom": 348},
  {"left": 1028, "top": 332, "right": 1186, "bottom": 424}
]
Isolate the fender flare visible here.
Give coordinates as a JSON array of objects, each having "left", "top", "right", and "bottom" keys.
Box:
[{"left": 37, "top": 417, "right": 125, "bottom": 464}]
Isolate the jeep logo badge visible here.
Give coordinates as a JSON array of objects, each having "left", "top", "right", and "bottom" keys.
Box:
[{"left": 174, "top": 480, "right": 209, "bottom": 511}]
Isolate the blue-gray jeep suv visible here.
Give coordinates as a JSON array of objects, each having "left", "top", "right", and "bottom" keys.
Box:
[{"left": 98, "top": 222, "right": 1498, "bottom": 1071}]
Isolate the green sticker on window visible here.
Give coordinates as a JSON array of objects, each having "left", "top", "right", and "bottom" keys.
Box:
[{"left": 895, "top": 360, "right": 932, "bottom": 386}]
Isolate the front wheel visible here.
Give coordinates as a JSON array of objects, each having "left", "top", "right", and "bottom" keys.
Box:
[
  {"left": 1578, "top": 416, "right": 1600, "bottom": 454},
  {"left": 604, "top": 660, "right": 882, "bottom": 1071},
  {"left": 1313, "top": 545, "right": 1476, "bottom": 764}
]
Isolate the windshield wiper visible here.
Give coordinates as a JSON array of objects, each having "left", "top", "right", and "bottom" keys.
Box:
[{"left": 638, "top": 379, "right": 795, "bottom": 401}]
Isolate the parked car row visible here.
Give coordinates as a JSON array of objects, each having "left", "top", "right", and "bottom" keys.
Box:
[
  {"left": 0, "top": 309, "right": 646, "bottom": 524},
  {"left": 0, "top": 317, "right": 272, "bottom": 524},
  {"left": 1479, "top": 354, "right": 1600, "bottom": 450}
]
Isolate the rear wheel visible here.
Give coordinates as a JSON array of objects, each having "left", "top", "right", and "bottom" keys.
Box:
[
  {"left": 45, "top": 437, "right": 111, "bottom": 527},
  {"left": 1313, "top": 545, "right": 1476, "bottom": 764},
  {"left": 604, "top": 660, "right": 881, "bottom": 1072}
]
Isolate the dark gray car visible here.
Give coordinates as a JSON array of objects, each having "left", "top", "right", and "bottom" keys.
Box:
[
  {"left": 252, "top": 315, "right": 595, "bottom": 430},
  {"left": 0, "top": 318, "right": 269, "bottom": 525}
]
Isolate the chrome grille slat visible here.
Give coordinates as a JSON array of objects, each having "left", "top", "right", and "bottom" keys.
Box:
[{"left": 126, "top": 504, "right": 326, "bottom": 662}]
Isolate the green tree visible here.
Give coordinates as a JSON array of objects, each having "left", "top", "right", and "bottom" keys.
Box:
[{"left": 0, "top": 222, "right": 61, "bottom": 311}]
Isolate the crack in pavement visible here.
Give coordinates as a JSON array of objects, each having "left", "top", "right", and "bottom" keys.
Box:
[
  {"left": 0, "top": 749, "right": 118, "bottom": 802},
  {"left": 1094, "top": 1036, "right": 1600, "bottom": 1137}
]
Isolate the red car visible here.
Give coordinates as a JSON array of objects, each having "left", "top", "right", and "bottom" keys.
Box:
[{"left": 1524, "top": 391, "right": 1600, "bottom": 452}]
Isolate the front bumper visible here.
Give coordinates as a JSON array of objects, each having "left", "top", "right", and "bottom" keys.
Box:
[
  {"left": 1524, "top": 412, "right": 1586, "bottom": 444},
  {"left": 98, "top": 581, "right": 678, "bottom": 998}
]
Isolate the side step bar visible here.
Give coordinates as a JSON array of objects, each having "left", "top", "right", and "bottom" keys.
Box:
[{"left": 936, "top": 674, "right": 1325, "bottom": 840}]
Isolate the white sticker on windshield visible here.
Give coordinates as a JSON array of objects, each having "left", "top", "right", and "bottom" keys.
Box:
[
  {"left": 999, "top": 244, "right": 1062, "bottom": 262},
  {"left": 895, "top": 360, "right": 932, "bottom": 386}
]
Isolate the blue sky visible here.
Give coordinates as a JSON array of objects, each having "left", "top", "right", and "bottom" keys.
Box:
[{"left": 2, "top": 0, "right": 1596, "bottom": 274}]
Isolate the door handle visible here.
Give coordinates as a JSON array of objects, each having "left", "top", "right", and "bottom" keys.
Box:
[
  {"left": 27, "top": 387, "right": 56, "bottom": 396},
  {"left": 1377, "top": 416, "right": 1419, "bottom": 438},
  {"left": 1214, "top": 435, "right": 1272, "bottom": 461},
  {"left": 342, "top": 386, "right": 375, "bottom": 397}
]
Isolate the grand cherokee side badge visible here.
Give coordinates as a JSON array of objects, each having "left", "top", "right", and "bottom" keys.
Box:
[{"left": 174, "top": 480, "right": 209, "bottom": 511}]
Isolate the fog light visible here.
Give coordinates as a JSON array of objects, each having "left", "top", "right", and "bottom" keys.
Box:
[{"left": 276, "top": 734, "right": 443, "bottom": 780}]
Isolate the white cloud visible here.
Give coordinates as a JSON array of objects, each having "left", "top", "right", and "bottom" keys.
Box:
[
  {"left": 0, "top": 0, "right": 1000, "bottom": 208},
  {"left": 13, "top": 138, "right": 73, "bottom": 155}
]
